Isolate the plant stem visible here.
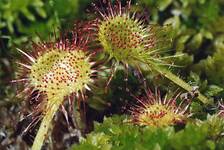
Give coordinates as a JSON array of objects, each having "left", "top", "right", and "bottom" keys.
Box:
[
  {"left": 148, "top": 62, "right": 212, "bottom": 104},
  {"left": 31, "top": 96, "right": 63, "bottom": 150}
]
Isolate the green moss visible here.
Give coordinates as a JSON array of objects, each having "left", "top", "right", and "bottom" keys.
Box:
[{"left": 72, "top": 115, "right": 224, "bottom": 150}]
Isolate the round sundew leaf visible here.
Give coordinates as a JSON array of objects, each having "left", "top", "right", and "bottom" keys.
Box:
[
  {"left": 98, "top": 15, "right": 147, "bottom": 64},
  {"left": 137, "top": 103, "right": 184, "bottom": 127},
  {"left": 30, "top": 49, "right": 92, "bottom": 96}
]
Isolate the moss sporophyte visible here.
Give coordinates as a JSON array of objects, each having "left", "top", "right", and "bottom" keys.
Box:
[
  {"left": 14, "top": 30, "right": 98, "bottom": 150},
  {"left": 130, "top": 88, "right": 191, "bottom": 127},
  {"left": 91, "top": 0, "right": 211, "bottom": 104}
]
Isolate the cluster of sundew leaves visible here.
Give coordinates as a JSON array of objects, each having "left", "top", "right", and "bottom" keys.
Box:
[
  {"left": 5, "top": 0, "right": 224, "bottom": 148},
  {"left": 72, "top": 115, "right": 224, "bottom": 150},
  {"left": 30, "top": 49, "right": 92, "bottom": 97},
  {"left": 93, "top": 0, "right": 211, "bottom": 107}
]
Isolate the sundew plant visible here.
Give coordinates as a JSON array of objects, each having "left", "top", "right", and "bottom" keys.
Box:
[{"left": 1, "top": 0, "right": 224, "bottom": 150}]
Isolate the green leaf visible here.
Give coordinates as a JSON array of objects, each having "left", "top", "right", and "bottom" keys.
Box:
[
  {"left": 205, "top": 85, "right": 223, "bottom": 97},
  {"left": 188, "top": 33, "right": 203, "bottom": 50},
  {"left": 157, "top": 0, "right": 172, "bottom": 11}
]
